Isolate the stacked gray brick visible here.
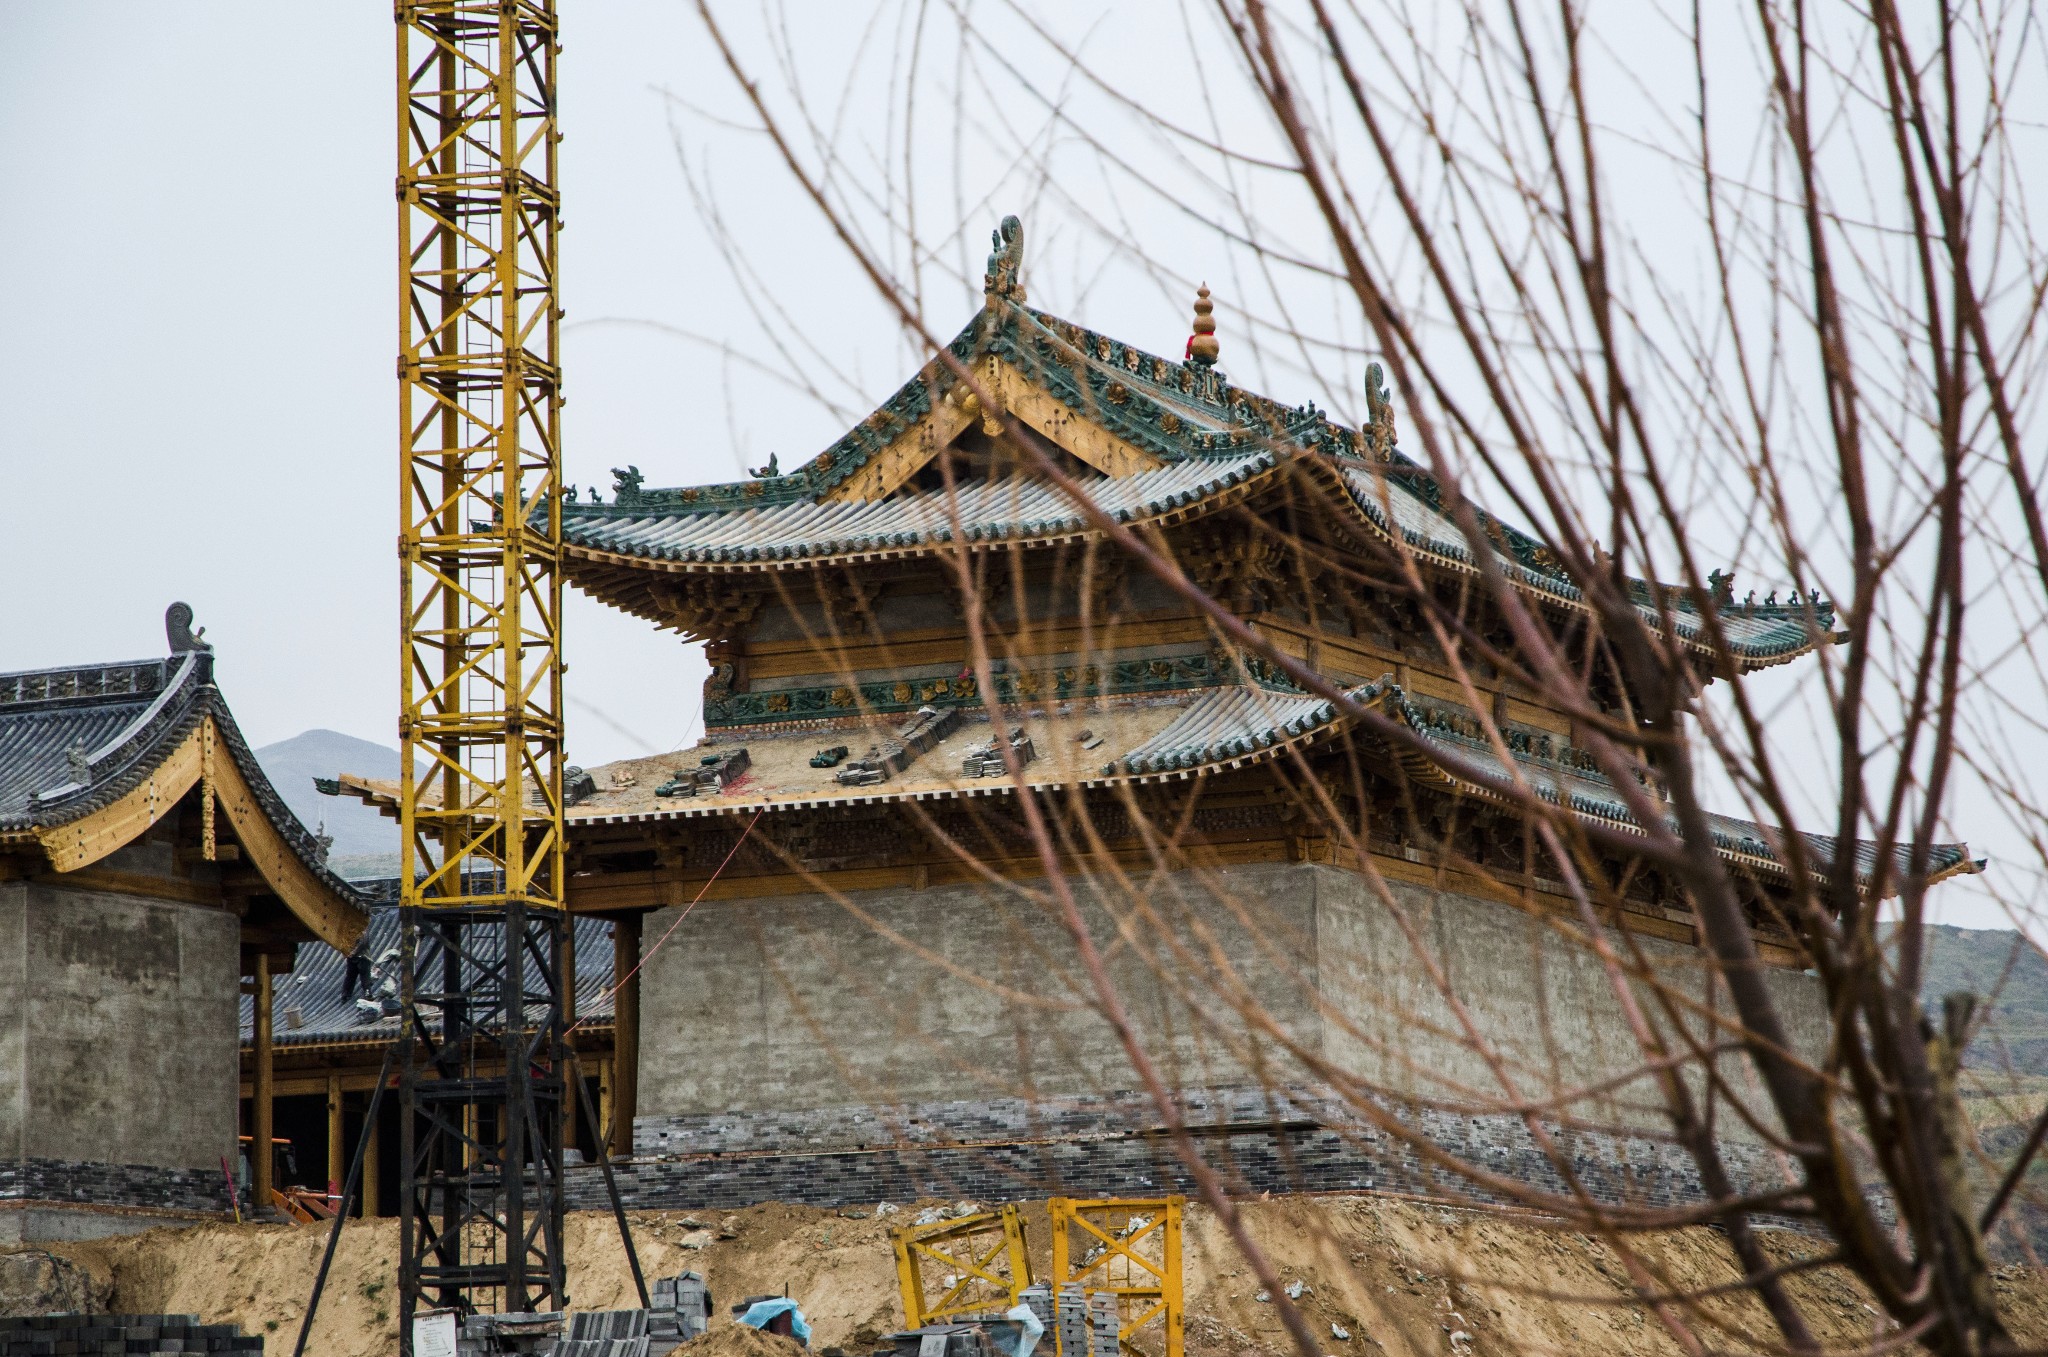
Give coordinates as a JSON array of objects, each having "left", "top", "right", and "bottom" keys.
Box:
[
  {"left": 1052, "top": 1285, "right": 1090, "bottom": 1357},
  {"left": 961, "top": 728, "right": 1035, "bottom": 778},
  {"left": 0, "top": 1314, "right": 262, "bottom": 1354},
  {"left": 558, "top": 1310, "right": 651, "bottom": 1357},
  {"left": 1085, "top": 1294, "right": 1118, "bottom": 1357},
  {"left": 656, "top": 748, "right": 752, "bottom": 798},
  {"left": 648, "top": 1271, "right": 711, "bottom": 1353},
  {"left": 455, "top": 1312, "right": 560, "bottom": 1356}
]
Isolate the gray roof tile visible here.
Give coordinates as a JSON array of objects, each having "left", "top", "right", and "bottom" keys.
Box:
[{"left": 240, "top": 897, "right": 616, "bottom": 1048}]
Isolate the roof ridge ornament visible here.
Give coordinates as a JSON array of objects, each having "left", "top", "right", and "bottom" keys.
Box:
[
  {"left": 1364, "top": 362, "right": 1397, "bottom": 458},
  {"left": 1187, "top": 284, "right": 1219, "bottom": 367},
  {"left": 984, "top": 214, "right": 1025, "bottom": 307},
  {"left": 166, "top": 601, "right": 211, "bottom": 654}
]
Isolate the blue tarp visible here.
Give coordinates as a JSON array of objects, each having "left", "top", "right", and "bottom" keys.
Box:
[{"left": 737, "top": 1298, "right": 813, "bottom": 1345}]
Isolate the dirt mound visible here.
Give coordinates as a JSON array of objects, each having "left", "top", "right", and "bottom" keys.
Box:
[
  {"left": 677, "top": 1325, "right": 810, "bottom": 1357},
  {"left": 42, "top": 1195, "right": 2048, "bottom": 1356}
]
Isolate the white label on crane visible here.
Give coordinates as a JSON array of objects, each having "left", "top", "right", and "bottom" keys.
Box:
[{"left": 413, "top": 1310, "right": 458, "bottom": 1357}]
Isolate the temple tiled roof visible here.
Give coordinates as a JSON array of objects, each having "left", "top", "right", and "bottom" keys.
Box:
[
  {"left": 561, "top": 246, "right": 1836, "bottom": 669},
  {"left": 238, "top": 896, "right": 616, "bottom": 1050},
  {"left": 1100, "top": 676, "right": 1978, "bottom": 893},
  {"left": 323, "top": 676, "right": 1967, "bottom": 897},
  {"left": 0, "top": 623, "right": 371, "bottom": 921},
  {"left": 565, "top": 450, "right": 1272, "bottom": 566}
]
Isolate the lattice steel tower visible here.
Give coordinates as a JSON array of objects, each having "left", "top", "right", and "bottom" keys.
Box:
[{"left": 395, "top": 0, "right": 567, "bottom": 1339}]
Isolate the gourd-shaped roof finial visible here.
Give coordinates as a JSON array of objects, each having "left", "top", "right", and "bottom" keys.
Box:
[{"left": 1187, "top": 284, "right": 1219, "bottom": 367}]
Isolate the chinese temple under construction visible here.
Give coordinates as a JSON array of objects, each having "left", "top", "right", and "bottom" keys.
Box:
[{"left": 305, "top": 218, "right": 1979, "bottom": 1215}]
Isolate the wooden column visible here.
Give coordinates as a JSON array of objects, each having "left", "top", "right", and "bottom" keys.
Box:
[
  {"left": 598, "top": 1057, "right": 614, "bottom": 1154},
  {"left": 326, "top": 1072, "right": 344, "bottom": 1209},
  {"left": 611, "top": 914, "right": 641, "bottom": 1158},
  {"left": 561, "top": 918, "right": 578, "bottom": 1154},
  {"left": 361, "top": 1099, "right": 381, "bottom": 1218},
  {"left": 252, "top": 953, "right": 274, "bottom": 1213}
]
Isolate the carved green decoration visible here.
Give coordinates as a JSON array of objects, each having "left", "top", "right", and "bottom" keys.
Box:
[{"left": 702, "top": 647, "right": 1283, "bottom": 728}]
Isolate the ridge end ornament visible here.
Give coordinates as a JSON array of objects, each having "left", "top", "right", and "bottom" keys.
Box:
[
  {"left": 166, "top": 601, "right": 212, "bottom": 654},
  {"left": 984, "top": 215, "right": 1025, "bottom": 307},
  {"left": 1365, "top": 362, "right": 1398, "bottom": 458}
]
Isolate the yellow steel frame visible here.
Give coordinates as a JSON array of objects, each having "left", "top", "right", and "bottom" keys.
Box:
[
  {"left": 396, "top": 0, "right": 564, "bottom": 910},
  {"left": 893, "top": 1205, "right": 1034, "bottom": 1327},
  {"left": 1049, "top": 1197, "right": 1183, "bottom": 1357}
]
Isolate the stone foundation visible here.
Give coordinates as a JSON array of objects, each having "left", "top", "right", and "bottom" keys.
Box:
[
  {"left": 615, "top": 862, "right": 1827, "bottom": 1217},
  {"left": 568, "top": 1098, "right": 1798, "bottom": 1216}
]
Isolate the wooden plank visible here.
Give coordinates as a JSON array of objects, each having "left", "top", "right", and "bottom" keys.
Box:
[
  {"left": 361, "top": 1107, "right": 381, "bottom": 1219},
  {"left": 612, "top": 914, "right": 641, "bottom": 1159},
  {"left": 326, "top": 1073, "right": 344, "bottom": 1202},
  {"left": 37, "top": 728, "right": 204, "bottom": 872},
  {"left": 995, "top": 362, "right": 1169, "bottom": 478},
  {"left": 35, "top": 864, "right": 223, "bottom": 908},
  {"left": 741, "top": 613, "right": 1211, "bottom": 681},
  {"left": 820, "top": 395, "right": 975, "bottom": 504},
  {"left": 253, "top": 954, "right": 274, "bottom": 1213}
]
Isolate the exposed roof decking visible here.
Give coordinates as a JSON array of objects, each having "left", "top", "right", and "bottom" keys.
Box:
[
  {"left": 332, "top": 696, "right": 1209, "bottom": 825},
  {"left": 324, "top": 676, "right": 1965, "bottom": 895}
]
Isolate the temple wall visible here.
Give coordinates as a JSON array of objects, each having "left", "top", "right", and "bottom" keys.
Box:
[
  {"left": 629, "top": 862, "right": 1828, "bottom": 1206},
  {"left": 1313, "top": 870, "right": 1830, "bottom": 1132},
  {"left": 0, "top": 886, "right": 25, "bottom": 1172},
  {"left": 637, "top": 863, "right": 1325, "bottom": 1124},
  {"left": 0, "top": 851, "right": 238, "bottom": 1241}
]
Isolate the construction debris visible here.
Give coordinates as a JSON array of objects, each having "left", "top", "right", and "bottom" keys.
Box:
[
  {"left": 0, "top": 1314, "right": 263, "bottom": 1355},
  {"left": 961, "top": 729, "right": 1035, "bottom": 778},
  {"left": 658, "top": 750, "right": 751, "bottom": 798},
  {"left": 837, "top": 708, "right": 960, "bottom": 787}
]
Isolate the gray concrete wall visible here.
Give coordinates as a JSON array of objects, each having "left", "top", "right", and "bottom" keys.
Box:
[
  {"left": 0, "top": 884, "right": 24, "bottom": 1171},
  {"left": 1314, "top": 871, "right": 1828, "bottom": 1137},
  {"left": 638, "top": 862, "right": 1324, "bottom": 1119},
  {"left": 636, "top": 863, "right": 1828, "bottom": 1147},
  {"left": 15, "top": 881, "right": 239, "bottom": 1171}
]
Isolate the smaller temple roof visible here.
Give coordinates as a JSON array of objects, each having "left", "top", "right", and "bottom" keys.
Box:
[
  {"left": 0, "top": 604, "right": 370, "bottom": 951},
  {"left": 238, "top": 894, "right": 616, "bottom": 1051},
  {"left": 562, "top": 216, "right": 1837, "bottom": 671}
]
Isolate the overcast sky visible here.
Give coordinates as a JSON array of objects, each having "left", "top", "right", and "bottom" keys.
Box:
[{"left": 1, "top": 3, "right": 2032, "bottom": 930}]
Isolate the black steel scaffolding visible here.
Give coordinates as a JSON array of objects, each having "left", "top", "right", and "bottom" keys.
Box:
[{"left": 397, "top": 903, "right": 568, "bottom": 1332}]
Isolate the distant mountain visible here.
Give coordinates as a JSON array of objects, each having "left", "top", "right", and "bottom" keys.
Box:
[
  {"left": 253, "top": 728, "right": 402, "bottom": 866},
  {"left": 1916, "top": 924, "right": 2048, "bottom": 1074}
]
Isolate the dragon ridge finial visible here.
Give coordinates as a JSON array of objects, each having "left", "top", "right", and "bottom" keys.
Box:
[
  {"left": 984, "top": 215, "right": 1025, "bottom": 307},
  {"left": 1365, "top": 362, "right": 1398, "bottom": 458}
]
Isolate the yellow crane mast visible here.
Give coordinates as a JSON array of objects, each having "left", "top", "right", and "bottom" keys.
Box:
[{"left": 394, "top": 0, "right": 568, "bottom": 1333}]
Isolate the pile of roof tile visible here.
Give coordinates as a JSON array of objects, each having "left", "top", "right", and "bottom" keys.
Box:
[{"left": 0, "top": 1313, "right": 263, "bottom": 1354}]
